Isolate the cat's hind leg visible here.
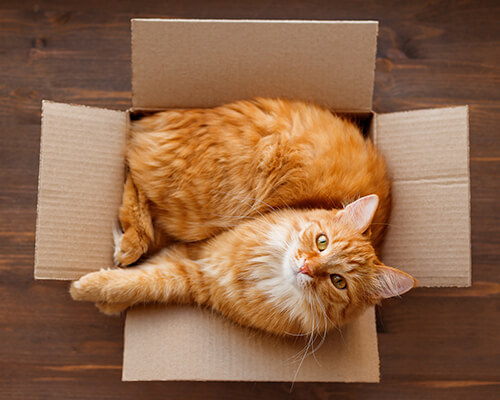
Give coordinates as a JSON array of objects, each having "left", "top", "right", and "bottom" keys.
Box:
[{"left": 114, "top": 172, "right": 154, "bottom": 266}]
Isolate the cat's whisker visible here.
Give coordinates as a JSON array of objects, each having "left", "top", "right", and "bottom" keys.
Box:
[
  {"left": 286, "top": 293, "right": 328, "bottom": 372},
  {"left": 310, "top": 292, "right": 329, "bottom": 363},
  {"left": 284, "top": 326, "right": 319, "bottom": 366},
  {"left": 215, "top": 224, "right": 251, "bottom": 228},
  {"left": 314, "top": 290, "right": 335, "bottom": 327},
  {"left": 284, "top": 331, "right": 311, "bottom": 337},
  {"left": 284, "top": 324, "right": 313, "bottom": 362},
  {"left": 304, "top": 296, "right": 323, "bottom": 366},
  {"left": 335, "top": 324, "right": 346, "bottom": 346},
  {"left": 243, "top": 204, "right": 274, "bottom": 227},
  {"left": 290, "top": 292, "right": 318, "bottom": 388},
  {"left": 213, "top": 214, "right": 257, "bottom": 220},
  {"left": 286, "top": 293, "right": 315, "bottom": 364}
]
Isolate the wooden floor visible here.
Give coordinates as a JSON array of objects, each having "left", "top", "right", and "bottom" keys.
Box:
[{"left": 1, "top": 0, "right": 499, "bottom": 399}]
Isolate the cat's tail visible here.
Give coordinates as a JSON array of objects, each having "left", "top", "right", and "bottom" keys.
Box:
[{"left": 114, "top": 171, "right": 155, "bottom": 266}]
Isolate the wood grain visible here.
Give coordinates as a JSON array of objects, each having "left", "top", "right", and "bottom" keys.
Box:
[{"left": 0, "top": 0, "right": 499, "bottom": 398}]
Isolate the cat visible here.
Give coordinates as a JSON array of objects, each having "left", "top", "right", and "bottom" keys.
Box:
[
  {"left": 70, "top": 194, "right": 416, "bottom": 336},
  {"left": 114, "top": 98, "right": 392, "bottom": 266},
  {"left": 70, "top": 97, "right": 416, "bottom": 336}
]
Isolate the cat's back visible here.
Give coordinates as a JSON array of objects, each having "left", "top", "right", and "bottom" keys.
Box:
[
  {"left": 126, "top": 98, "right": 390, "bottom": 245},
  {"left": 259, "top": 100, "right": 391, "bottom": 245},
  {"left": 127, "top": 99, "right": 291, "bottom": 197}
]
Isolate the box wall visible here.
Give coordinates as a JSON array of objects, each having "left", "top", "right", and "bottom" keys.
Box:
[
  {"left": 35, "top": 102, "right": 127, "bottom": 280},
  {"left": 374, "top": 106, "right": 471, "bottom": 287},
  {"left": 132, "top": 19, "right": 378, "bottom": 111}
]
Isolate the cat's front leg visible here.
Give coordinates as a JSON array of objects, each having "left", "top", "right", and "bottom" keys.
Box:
[
  {"left": 70, "top": 268, "right": 150, "bottom": 314},
  {"left": 70, "top": 268, "right": 132, "bottom": 304},
  {"left": 70, "top": 252, "right": 206, "bottom": 313}
]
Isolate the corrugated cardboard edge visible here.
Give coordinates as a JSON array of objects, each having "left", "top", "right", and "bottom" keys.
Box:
[
  {"left": 35, "top": 100, "right": 55, "bottom": 280},
  {"left": 375, "top": 106, "right": 471, "bottom": 287},
  {"left": 465, "top": 106, "right": 471, "bottom": 287}
]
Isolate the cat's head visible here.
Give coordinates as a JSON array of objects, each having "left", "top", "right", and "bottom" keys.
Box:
[{"left": 282, "top": 195, "right": 416, "bottom": 329}]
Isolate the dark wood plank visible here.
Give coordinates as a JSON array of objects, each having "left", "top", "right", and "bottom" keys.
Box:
[{"left": 0, "top": 0, "right": 499, "bottom": 399}]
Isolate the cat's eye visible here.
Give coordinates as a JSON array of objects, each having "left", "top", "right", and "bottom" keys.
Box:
[
  {"left": 331, "top": 274, "right": 347, "bottom": 290},
  {"left": 316, "top": 234, "right": 328, "bottom": 251}
]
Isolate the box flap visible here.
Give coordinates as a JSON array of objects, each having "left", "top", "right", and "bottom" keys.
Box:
[
  {"left": 123, "top": 305, "right": 379, "bottom": 382},
  {"left": 35, "top": 102, "right": 127, "bottom": 280},
  {"left": 374, "top": 106, "right": 470, "bottom": 287},
  {"left": 132, "top": 19, "right": 378, "bottom": 111}
]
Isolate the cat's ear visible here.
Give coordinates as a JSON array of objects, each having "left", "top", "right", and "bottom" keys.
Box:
[
  {"left": 340, "top": 194, "right": 379, "bottom": 232},
  {"left": 373, "top": 265, "right": 417, "bottom": 299}
]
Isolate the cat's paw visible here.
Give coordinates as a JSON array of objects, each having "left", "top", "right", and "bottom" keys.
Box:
[
  {"left": 70, "top": 270, "right": 113, "bottom": 302},
  {"left": 95, "top": 302, "right": 129, "bottom": 315},
  {"left": 113, "top": 224, "right": 147, "bottom": 267}
]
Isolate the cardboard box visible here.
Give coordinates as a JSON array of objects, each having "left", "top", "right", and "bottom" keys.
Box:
[{"left": 34, "top": 19, "right": 470, "bottom": 382}]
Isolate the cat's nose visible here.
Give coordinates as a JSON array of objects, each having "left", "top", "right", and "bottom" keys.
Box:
[{"left": 299, "top": 263, "right": 312, "bottom": 276}]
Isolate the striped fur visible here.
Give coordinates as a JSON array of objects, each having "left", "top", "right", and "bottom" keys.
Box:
[
  {"left": 71, "top": 203, "right": 416, "bottom": 336},
  {"left": 71, "top": 98, "right": 416, "bottom": 336},
  {"left": 115, "top": 98, "right": 391, "bottom": 266}
]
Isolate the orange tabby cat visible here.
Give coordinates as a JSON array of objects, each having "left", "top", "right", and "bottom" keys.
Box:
[
  {"left": 71, "top": 195, "right": 416, "bottom": 336},
  {"left": 114, "top": 98, "right": 391, "bottom": 266},
  {"left": 70, "top": 98, "right": 416, "bottom": 336}
]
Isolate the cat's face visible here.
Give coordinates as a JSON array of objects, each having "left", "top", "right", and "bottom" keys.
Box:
[{"left": 282, "top": 195, "right": 416, "bottom": 328}]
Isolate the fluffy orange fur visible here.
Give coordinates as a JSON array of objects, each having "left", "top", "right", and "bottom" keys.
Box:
[
  {"left": 115, "top": 98, "right": 391, "bottom": 265},
  {"left": 70, "top": 98, "right": 416, "bottom": 336},
  {"left": 71, "top": 197, "right": 415, "bottom": 336}
]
